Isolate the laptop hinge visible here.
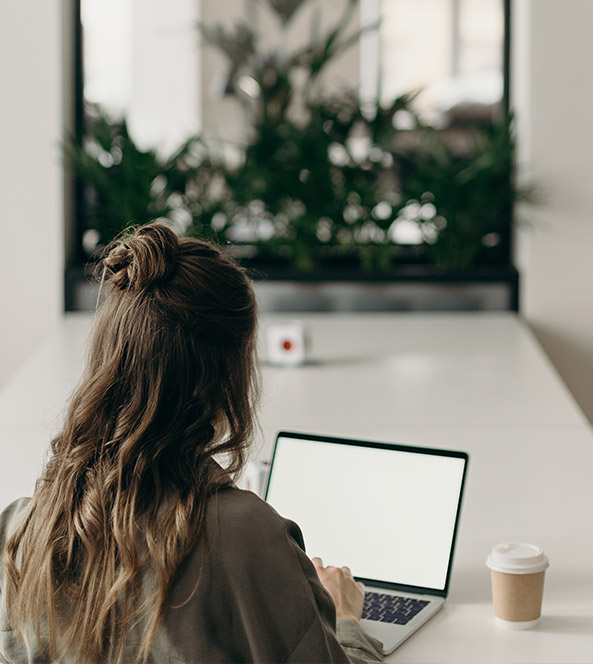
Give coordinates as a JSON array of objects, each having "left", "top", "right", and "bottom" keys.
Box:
[{"left": 355, "top": 577, "right": 447, "bottom": 599}]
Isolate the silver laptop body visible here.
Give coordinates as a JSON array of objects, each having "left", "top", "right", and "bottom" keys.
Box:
[{"left": 264, "top": 431, "right": 468, "bottom": 654}]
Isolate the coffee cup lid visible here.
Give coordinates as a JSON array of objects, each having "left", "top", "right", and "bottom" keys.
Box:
[{"left": 486, "top": 542, "right": 549, "bottom": 575}]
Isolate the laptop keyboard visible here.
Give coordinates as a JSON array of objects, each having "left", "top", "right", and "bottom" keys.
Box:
[{"left": 362, "top": 591, "right": 430, "bottom": 625}]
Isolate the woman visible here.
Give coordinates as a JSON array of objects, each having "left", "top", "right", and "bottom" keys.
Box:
[{"left": 0, "top": 223, "right": 383, "bottom": 663}]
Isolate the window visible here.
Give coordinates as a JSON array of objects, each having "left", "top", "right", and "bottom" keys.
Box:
[
  {"left": 67, "top": 0, "right": 514, "bottom": 314},
  {"left": 81, "top": 0, "right": 201, "bottom": 153},
  {"left": 361, "top": 0, "right": 508, "bottom": 127}
]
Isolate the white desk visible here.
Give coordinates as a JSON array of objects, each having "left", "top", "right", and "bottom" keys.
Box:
[{"left": 1, "top": 312, "right": 592, "bottom": 663}]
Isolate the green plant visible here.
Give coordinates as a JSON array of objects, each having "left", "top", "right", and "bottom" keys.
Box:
[
  {"left": 192, "top": 0, "right": 521, "bottom": 272},
  {"left": 184, "top": 91, "right": 415, "bottom": 271},
  {"left": 396, "top": 117, "right": 519, "bottom": 270},
  {"left": 65, "top": 105, "right": 222, "bottom": 251},
  {"left": 191, "top": 0, "right": 412, "bottom": 270},
  {"left": 69, "top": 0, "right": 520, "bottom": 273}
]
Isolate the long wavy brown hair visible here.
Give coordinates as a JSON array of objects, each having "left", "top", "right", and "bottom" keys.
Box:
[{"left": 3, "top": 223, "right": 259, "bottom": 663}]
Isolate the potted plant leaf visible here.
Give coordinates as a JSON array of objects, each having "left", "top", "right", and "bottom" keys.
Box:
[{"left": 395, "top": 116, "right": 519, "bottom": 271}]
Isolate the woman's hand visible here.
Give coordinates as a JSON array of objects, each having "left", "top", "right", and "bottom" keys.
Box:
[{"left": 312, "top": 557, "right": 366, "bottom": 624}]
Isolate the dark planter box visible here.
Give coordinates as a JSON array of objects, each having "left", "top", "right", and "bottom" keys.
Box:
[
  {"left": 247, "top": 263, "right": 519, "bottom": 312},
  {"left": 66, "top": 261, "right": 519, "bottom": 313}
]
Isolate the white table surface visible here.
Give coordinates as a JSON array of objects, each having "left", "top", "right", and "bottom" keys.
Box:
[{"left": 1, "top": 311, "right": 592, "bottom": 663}]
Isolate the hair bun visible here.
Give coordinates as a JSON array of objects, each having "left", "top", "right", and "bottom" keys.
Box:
[{"left": 102, "top": 223, "right": 180, "bottom": 291}]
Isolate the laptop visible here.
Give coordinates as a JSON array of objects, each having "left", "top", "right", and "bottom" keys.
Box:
[{"left": 264, "top": 431, "right": 469, "bottom": 654}]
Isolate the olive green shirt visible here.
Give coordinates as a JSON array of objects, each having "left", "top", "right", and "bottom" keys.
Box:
[{"left": 0, "top": 490, "right": 383, "bottom": 663}]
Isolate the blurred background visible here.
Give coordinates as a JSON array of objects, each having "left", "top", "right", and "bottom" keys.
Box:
[{"left": 1, "top": 0, "right": 592, "bottom": 424}]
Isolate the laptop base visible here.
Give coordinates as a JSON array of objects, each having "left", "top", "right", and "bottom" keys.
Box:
[{"left": 361, "top": 593, "right": 445, "bottom": 654}]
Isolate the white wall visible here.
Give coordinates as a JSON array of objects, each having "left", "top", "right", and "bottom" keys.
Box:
[
  {"left": 0, "top": 0, "right": 64, "bottom": 389},
  {"left": 514, "top": 0, "right": 593, "bottom": 424}
]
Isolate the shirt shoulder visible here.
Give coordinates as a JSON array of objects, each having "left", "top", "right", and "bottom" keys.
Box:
[
  {"left": 210, "top": 486, "right": 306, "bottom": 552},
  {"left": 0, "top": 497, "right": 31, "bottom": 552}
]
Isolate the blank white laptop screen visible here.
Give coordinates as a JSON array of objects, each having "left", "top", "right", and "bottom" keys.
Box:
[{"left": 266, "top": 434, "right": 466, "bottom": 591}]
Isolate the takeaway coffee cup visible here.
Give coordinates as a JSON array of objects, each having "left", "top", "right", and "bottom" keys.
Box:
[{"left": 486, "top": 543, "right": 549, "bottom": 629}]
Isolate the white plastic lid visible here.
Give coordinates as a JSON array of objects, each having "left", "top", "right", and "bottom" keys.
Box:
[{"left": 486, "top": 542, "right": 549, "bottom": 575}]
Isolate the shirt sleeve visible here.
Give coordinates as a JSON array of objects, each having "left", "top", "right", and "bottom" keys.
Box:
[
  {"left": 336, "top": 620, "right": 384, "bottom": 664},
  {"left": 282, "top": 517, "right": 384, "bottom": 664},
  {"left": 190, "top": 488, "right": 384, "bottom": 664},
  {"left": 0, "top": 498, "right": 33, "bottom": 664}
]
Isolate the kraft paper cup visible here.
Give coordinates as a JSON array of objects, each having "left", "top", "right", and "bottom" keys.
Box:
[{"left": 486, "top": 543, "right": 549, "bottom": 629}]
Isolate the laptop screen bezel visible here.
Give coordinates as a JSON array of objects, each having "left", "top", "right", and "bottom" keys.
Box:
[{"left": 264, "top": 430, "right": 469, "bottom": 599}]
